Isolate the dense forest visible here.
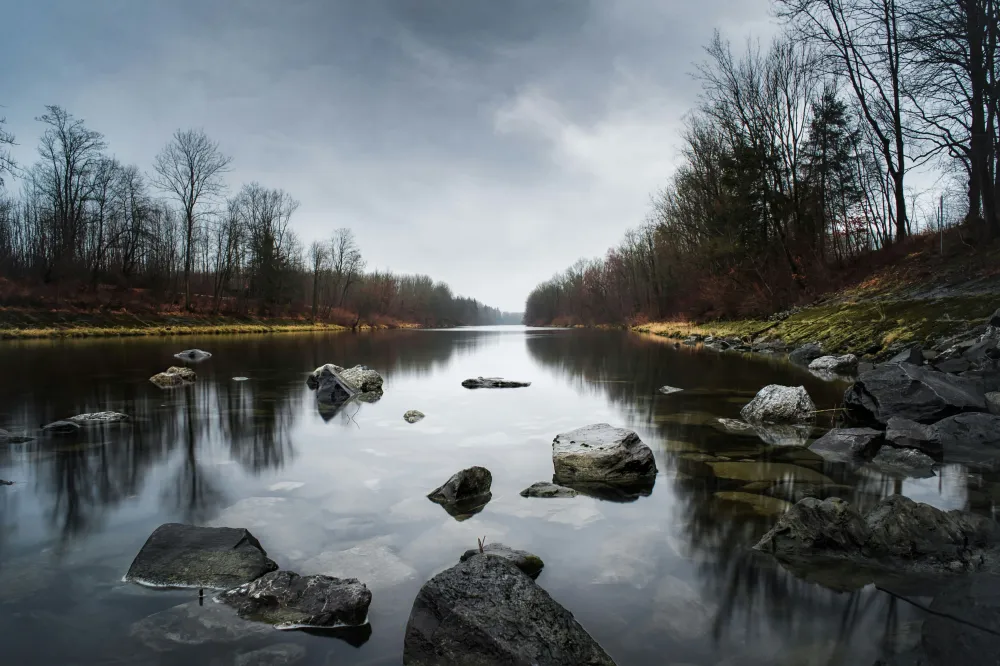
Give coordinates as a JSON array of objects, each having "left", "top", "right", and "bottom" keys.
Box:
[
  {"left": 525, "top": 0, "right": 1000, "bottom": 326},
  {"left": 0, "top": 108, "right": 520, "bottom": 328}
]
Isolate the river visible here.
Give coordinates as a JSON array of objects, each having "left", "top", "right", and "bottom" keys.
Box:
[{"left": 0, "top": 326, "right": 978, "bottom": 665}]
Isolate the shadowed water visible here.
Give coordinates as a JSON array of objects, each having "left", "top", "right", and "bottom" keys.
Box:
[{"left": 0, "top": 327, "right": 990, "bottom": 665}]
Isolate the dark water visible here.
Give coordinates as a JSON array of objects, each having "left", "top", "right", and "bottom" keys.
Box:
[{"left": 0, "top": 327, "right": 980, "bottom": 665}]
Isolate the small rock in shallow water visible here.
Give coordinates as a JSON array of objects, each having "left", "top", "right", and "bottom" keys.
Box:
[
  {"left": 520, "top": 481, "right": 578, "bottom": 498},
  {"left": 403, "top": 409, "right": 425, "bottom": 423},
  {"left": 427, "top": 466, "right": 493, "bottom": 519},
  {"left": 658, "top": 385, "right": 683, "bottom": 395},
  {"left": 460, "top": 543, "right": 545, "bottom": 577},
  {"left": 67, "top": 411, "right": 129, "bottom": 424},
  {"left": 233, "top": 376, "right": 249, "bottom": 382},
  {"left": 461, "top": 376, "right": 531, "bottom": 388},
  {"left": 150, "top": 366, "right": 196, "bottom": 388},
  {"left": 125, "top": 523, "right": 277, "bottom": 590},
  {"left": 219, "top": 570, "right": 372, "bottom": 629},
  {"left": 174, "top": 349, "right": 212, "bottom": 362},
  {"left": 789, "top": 343, "right": 823, "bottom": 366},
  {"left": 0, "top": 479, "right": 12, "bottom": 486},
  {"left": 740, "top": 385, "right": 816, "bottom": 424}
]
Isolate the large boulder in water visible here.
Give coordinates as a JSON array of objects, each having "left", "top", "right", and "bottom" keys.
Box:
[
  {"left": 462, "top": 377, "right": 531, "bottom": 389},
  {"left": 808, "top": 427, "right": 884, "bottom": 463},
  {"left": 843, "top": 363, "right": 986, "bottom": 425},
  {"left": 173, "top": 349, "right": 212, "bottom": 362},
  {"left": 219, "top": 570, "right": 372, "bottom": 629},
  {"left": 740, "top": 385, "right": 816, "bottom": 424},
  {"left": 124, "top": 523, "right": 278, "bottom": 589},
  {"left": 402, "top": 555, "right": 616, "bottom": 666},
  {"left": 427, "top": 466, "right": 493, "bottom": 519},
  {"left": 754, "top": 495, "right": 1000, "bottom": 575},
  {"left": 552, "top": 424, "right": 657, "bottom": 484}
]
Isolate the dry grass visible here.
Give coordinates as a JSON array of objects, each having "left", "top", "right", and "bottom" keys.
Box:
[{"left": 0, "top": 322, "right": 348, "bottom": 340}]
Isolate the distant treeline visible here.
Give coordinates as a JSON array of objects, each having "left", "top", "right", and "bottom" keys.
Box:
[
  {"left": 0, "top": 107, "right": 519, "bottom": 327},
  {"left": 525, "top": 0, "right": 1000, "bottom": 326}
]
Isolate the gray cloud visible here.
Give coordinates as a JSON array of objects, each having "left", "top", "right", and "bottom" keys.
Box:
[{"left": 3, "top": 0, "right": 774, "bottom": 311}]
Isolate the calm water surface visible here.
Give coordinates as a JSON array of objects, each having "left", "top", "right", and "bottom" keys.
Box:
[{"left": 0, "top": 327, "right": 981, "bottom": 665}]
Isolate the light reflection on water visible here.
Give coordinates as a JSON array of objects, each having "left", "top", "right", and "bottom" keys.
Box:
[{"left": 0, "top": 327, "right": 985, "bottom": 665}]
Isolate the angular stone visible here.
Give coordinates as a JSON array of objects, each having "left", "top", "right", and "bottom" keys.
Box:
[
  {"left": 520, "top": 481, "right": 578, "bottom": 498},
  {"left": 935, "top": 358, "right": 972, "bottom": 374},
  {"left": 844, "top": 363, "right": 986, "bottom": 425},
  {"left": 427, "top": 466, "right": 493, "bottom": 519},
  {"left": 808, "top": 428, "right": 884, "bottom": 463},
  {"left": 460, "top": 544, "right": 545, "bottom": 577},
  {"left": 219, "top": 570, "right": 371, "bottom": 629},
  {"left": 125, "top": 523, "right": 277, "bottom": 590},
  {"left": 988, "top": 392, "right": 1000, "bottom": 415},
  {"left": 869, "top": 446, "right": 936, "bottom": 478},
  {"left": 933, "top": 413, "right": 1000, "bottom": 469},
  {"left": 740, "top": 385, "right": 817, "bottom": 424},
  {"left": 885, "top": 417, "right": 939, "bottom": 456},
  {"left": 402, "top": 555, "right": 615, "bottom": 666},
  {"left": 339, "top": 365, "right": 384, "bottom": 393},
  {"left": 461, "top": 377, "right": 531, "bottom": 389},
  {"left": 552, "top": 424, "right": 657, "bottom": 484},
  {"left": 889, "top": 346, "right": 924, "bottom": 366}
]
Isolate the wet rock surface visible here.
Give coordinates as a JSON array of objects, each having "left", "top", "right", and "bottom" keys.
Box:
[
  {"left": 844, "top": 363, "right": 986, "bottom": 425},
  {"left": 809, "top": 354, "right": 859, "bottom": 375},
  {"left": 808, "top": 428, "right": 884, "bottom": 463},
  {"left": 125, "top": 523, "right": 278, "bottom": 589},
  {"left": 459, "top": 543, "right": 545, "bottom": 577},
  {"left": 868, "top": 446, "right": 936, "bottom": 478},
  {"left": 402, "top": 555, "right": 616, "bottom": 666},
  {"left": 551, "top": 424, "right": 657, "bottom": 484},
  {"left": 150, "top": 366, "right": 197, "bottom": 388},
  {"left": 740, "top": 385, "right": 816, "bottom": 424},
  {"left": 932, "top": 413, "right": 1000, "bottom": 469},
  {"left": 520, "top": 481, "right": 578, "bottom": 498},
  {"left": 461, "top": 376, "right": 531, "bottom": 388},
  {"left": 219, "top": 570, "right": 372, "bottom": 629},
  {"left": 427, "top": 466, "right": 493, "bottom": 519}
]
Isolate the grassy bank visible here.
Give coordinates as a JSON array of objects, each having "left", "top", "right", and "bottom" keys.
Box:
[{"left": 634, "top": 293, "right": 1000, "bottom": 355}]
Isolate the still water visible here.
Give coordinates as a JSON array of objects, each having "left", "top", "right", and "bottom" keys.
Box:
[{"left": 0, "top": 327, "right": 976, "bottom": 665}]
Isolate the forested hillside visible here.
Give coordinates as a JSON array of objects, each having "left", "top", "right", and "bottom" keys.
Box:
[
  {"left": 525, "top": 0, "right": 1000, "bottom": 326},
  {"left": 0, "top": 109, "right": 517, "bottom": 329}
]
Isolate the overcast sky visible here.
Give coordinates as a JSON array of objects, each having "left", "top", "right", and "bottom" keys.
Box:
[{"left": 3, "top": 0, "right": 775, "bottom": 312}]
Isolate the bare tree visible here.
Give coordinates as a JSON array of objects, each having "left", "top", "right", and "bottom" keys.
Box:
[
  {"left": 328, "top": 227, "right": 364, "bottom": 309},
  {"left": 308, "top": 240, "right": 327, "bottom": 321},
  {"left": 152, "top": 129, "right": 231, "bottom": 310},
  {"left": 0, "top": 113, "right": 15, "bottom": 188},
  {"left": 776, "top": 0, "right": 911, "bottom": 242}
]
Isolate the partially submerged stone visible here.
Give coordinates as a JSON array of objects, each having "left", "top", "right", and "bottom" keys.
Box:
[
  {"left": 219, "top": 570, "right": 372, "bottom": 629},
  {"left": 460, "top": 543, "right": 545, "bottom": 577},
  {"left": 130, "top": 600, "right": 272, "bottom": 652},
  {"left": 551, "top": 424, "right": 657, "bottom": 484},
  {"left": 150, "top": 366, "right": 196, "bottom": 388},
  {"left": 658, "top": 385, "right": 682, "bottom": 395},
  {"left": 67, "top": 411, "right": 129, "bottom": 424},
  {"left": 844, "top": 363, "right": 986, "bottom": 425},
  {"left": 0, "top": 428, "right": 33, "bottom": 444},
  {"left": 339, "top": 365, "right": 384, "bottom": 393},
  {"left": 808, "top": 428, "right": 884, "bottom": 463},
  {"left": 754, "top": 495, "right": 1000, "bottom": 576},
  {"left": 520, "top": 481, "right": 578, "bottom": 498},
  {"left": 125, "top": 523, "right": 277, "bottom": 589},
  {"left": 809, "top": 354, "right": 859, "bottom": 375},
  {"left": 427, "top": 466, "right": 493, "bottom": 519},
  {"left": 868, "top": 446, "right": 936, "bottom": 478},
  {"left": 41, "top": 420, "right": 80, "bottom": 435},
  {"left": 789, "top": 343, "right": 823, "bottom": 366},
  {"left": 740, "top": 385, "right": 816, "bottom": 424},
  {"left": 402, "top": 555, "right": 615, "bottom": 666},
  {"left": 306, "top": 363, "right": 383, "bottom": 396},
  {"left": 404, "top": 410, "right": 425, "bottom": 424},
  {"left": 174, "top": 349, "right": 212, "bottom": 362},
  {"left": 461, "top": 377, "right": 531, "bottom": 389}
]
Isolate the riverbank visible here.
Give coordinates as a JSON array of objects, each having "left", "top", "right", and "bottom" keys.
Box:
[
  {"left": 634, "top": 238, "right": 1000, "bottom": 359},
  {"left": 0, "top": 307, "right": 423, "bottom": 340}
]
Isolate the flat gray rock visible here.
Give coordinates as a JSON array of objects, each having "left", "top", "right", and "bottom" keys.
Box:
[
  {"left": 520, "top": 482, "right": 578, "bottom": 498},
  {"left": 740, "top": 385, "right": 816, "bottom": 424},
  {"left": 402, "top": 555, "right": 615, "bottom": 666},
  {"left": 552, "top": 424, "right": 657, "bottom": 484},
  {"left": 933, "top": 413, "right": 1000, "bottom": 469},
  {"left": 68, "top": 411, "right": 129, "bottom": 424},
  {"left": 125, "top": 523, "right": 277, "bottom": 590},
  {"left": 808, "top": 428, "right": 884, "bottom": 463},
  {"left": 219, "top": 570, "right": 371, "bottom": 629},
  {"left": 459, "top": 544, "right": 545, "bottom": 577},
  {"left": 461, "top": 377, "right": 531, "bottom": 389}
]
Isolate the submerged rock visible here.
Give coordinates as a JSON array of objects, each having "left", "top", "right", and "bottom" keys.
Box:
[
  {"left": 844, "top": 363, "right": 986, "bottom": 426},
  {"left": 754, "top": 495, "right": 1000, "bottom": 576},
  {"left": 41, "top": 420, "right": 81, "bottom": 435},
  {"left": 809, "top": 354, "right": 859, "bottom": 375},
  {"left": 174, "top": 349, "right": 212, "bottom": 362},
  {"left": 551, "top": 424, "right": 657, "bottom": 484},
  {"left": 233, "top": 644, "right": 307, "bottom": 666},
  {"left": 658, "top": 385, "right": 683, "bottom": 395},
  {"left": 0, "top": 428, "right": 33, "bottom": 444},
  {"left": 460, "top": 543, "right": 545, "bottom": 578},
  {"left": 714, "top": 491, "right": 792, "bottom": 516},
  {"left": 740, "top": 385, "right": 816, "bottom": 424},
  {"left": 219, "top": 570, "right": 372, "bottom": 629},
  {"left": 125, "top": 523, "right": 278, "bottom": 589},
  {"left": 461, "top": 377, "right": 531, "bottom": 389},
  {"left": 130, "top": 600, "right": 272, "bottom": 652},
  {"left": 67, "top": 411, "right": 129, "bottom": 424},
  {"left": 402, "top": 555, "right": 615, "bottom": 666},
  {"left": 808, "top": 428, "right": 884, "bottom": 463},
  {"left": 427, "top": 466, "right": 493, "bottom": 519},
  {"left": 789, "top": 343, "right": 824, "bottom": 366},
  {"left": 707, "top": 461, "right": 834, "bottom": 485},
  {"left": 150, "top": 366, "right": 196, "bottom": 388},
  {"left": 520, "top": 481, "right": 578, "bottom": 498},
  {"left": 403, "top": 410, "right": 425, "bottom": 424}
]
